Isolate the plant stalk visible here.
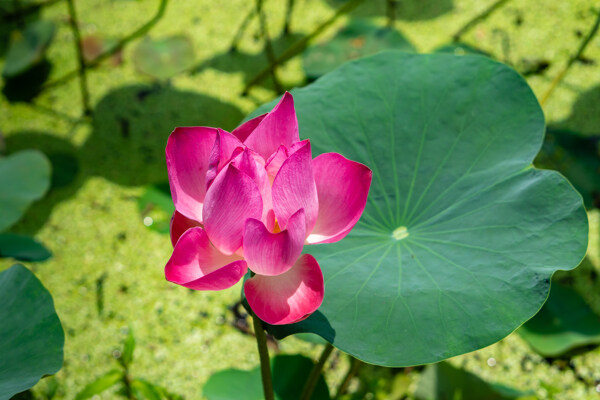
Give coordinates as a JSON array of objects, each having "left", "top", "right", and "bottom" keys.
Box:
[
  {"left": 284, "top": 0, "right": 295, "bottom": 35},
  {"left": 300, "top": 343, "right": 334, "bottom": 400},
  {"left": 65, "top": 0, "right": 91, "bottom": 116},
  {"left": 229, "top": 7, "right": 255, "bottom": 52},
  {"left": 252, "top": 313, "right": 275, "bottom": 400},
  {"left": 540, "top": 9, "right": 600, "bottom": 106},
  {"left": 386, "top": 0, "right": 396, "bottom": 28}
]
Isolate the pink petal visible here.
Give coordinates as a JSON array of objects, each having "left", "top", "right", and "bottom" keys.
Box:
[
  {"left": 170, "top": 211, "right": 201, "bottom": 247},
  {"left": 243, "top": 209, "right": 306, "bottom": 276},
  {"left": 231, "top": 148, "right": 274, "bottom": 228},
  {"left": 203, "top": 164, "right": 263, "bottom": 255},
  {"left": 166, "top": 127, "right": 218, "bottom": 223},
  {"left": 165, "top": 227, "right": 246, "bottom": 291},
  {"left": 231, "top": 114, "right": 266, "bottom": 142},
  {"left": 244, "top": 254, "right": 324, "bottom": 325},
  {"left": 243, "top": 92, "right": 300, "bottom": 160},
  {"left": 206, "top": 129, "right": 244, "bottom": 190},
  {"left": 265, "top": 145, "right": 288, "bottom": 178},
  {"left": 265, "top": 141, "right": 305, "bottom": 179},
  {"left": 272, "top": 140, "right": 318, "bottom": 233},
  {"left": 307, "top": 153, "right": 372, "bottom": 244}
]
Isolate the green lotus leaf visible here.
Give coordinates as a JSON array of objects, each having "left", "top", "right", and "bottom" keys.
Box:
[
  {"left": 0, "top": 265, "right": 64, "bottom": 399},
  {"left": 0, "top": 150, "right": 51, "bottom": 232},
  {"left": 519, "top": 281, "right": 600, "bottom": 357},
  {"left": 2, "top": 20, "right": 55, "bottom": 78},
  {"left": 250, "top": 51, "right": 588, "bottom": 366}
]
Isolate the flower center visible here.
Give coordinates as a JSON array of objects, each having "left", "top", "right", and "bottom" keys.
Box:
[
  {"left": 392, "top": 226, "right": 409, "bottom": 241},
  {"left": 273, "top": 219, "right": 281, "bottom": 233}
]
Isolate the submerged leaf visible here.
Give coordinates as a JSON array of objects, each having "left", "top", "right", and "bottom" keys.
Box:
[
  {"left": 133, "top": 36, "right": 195, "bottom": 80},
  {"left": 303, "top": 19, "right": 415, "bottom": 79}
]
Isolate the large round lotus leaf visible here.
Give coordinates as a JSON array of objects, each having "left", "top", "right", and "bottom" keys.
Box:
[
  {"left": 2, "top": 20, "right": 55, "bottom": 78},
  {"left": 303, "top": 19, "right": 415, "bottom": 79},
  {"left": 0, "top": 265, "right": 64, "bottom": 399},
  {"left": 518, "top": 282, "right": 600, "bottom": 357},
  {"left": 0, "top": 150, "right": 51, "bottom": 232},
  {"left": 249, "top": 51, "right": 588, "bottom": 367},
  {"left": 132, "top": 36, "right": 195, "bottom": 80}
]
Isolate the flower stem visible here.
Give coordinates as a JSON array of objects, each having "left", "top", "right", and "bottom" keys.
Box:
[
  {"left": 540, "top": 9, "right": 600, "bottom": 106},
  {"left": 252, "top": 313, "right": 274, "bottom": 400},
  {"left": 300, "top": 343, "right": 334, "bottom": 400}
]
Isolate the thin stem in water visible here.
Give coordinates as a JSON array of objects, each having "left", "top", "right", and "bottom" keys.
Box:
[
  {"left": 242, "top": 0, "right": 366, "bottom": 95},
  {"left": 283, "top": 0, "right": 295, "bottom": 35},
  {"left": 65, "top": 0, "right": 91, "bottom": 116},
  {"left": 386, "top": 0, "right": 396, "bottom": 28},
  {"left": 252, "top": 313, "right": 274, "bottom": 400},
  {"left": 300, "top": 343, "right": 334, "bottom": 400},
  {"left": 229, "top": 6, "right": 255, "bottom": 52},
  {"left": 452, "top": 0, "right": 511, "bottom": 42},
  {"left": 540, "top": 9, "right": 600, "bottom": 106}
]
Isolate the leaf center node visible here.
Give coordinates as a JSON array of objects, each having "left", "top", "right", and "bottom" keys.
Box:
[{"left": 392, "top": 226, "right": 409, "bottom": 241}]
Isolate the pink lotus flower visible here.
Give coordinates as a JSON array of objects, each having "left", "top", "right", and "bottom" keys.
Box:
[{"left": 164, "top": 93, "right": 372, "bottom": 325}]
